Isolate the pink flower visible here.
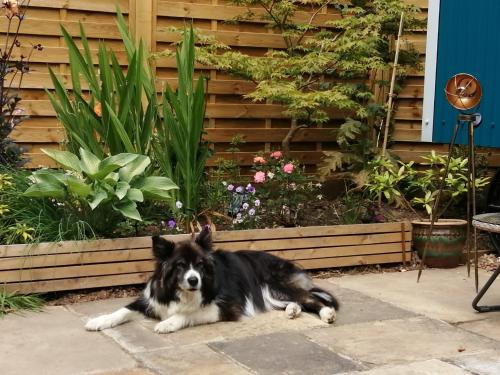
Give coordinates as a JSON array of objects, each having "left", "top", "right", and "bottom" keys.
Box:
[
  {"left": 254, "top": 171, "right": 266, "bottom": 183},
  {"left": 283, "top": 163, "right": 294, "bottom": 174},
  {"left": 270, "top": 151, "right": 282, "bottom": 159},
  {"left": 253, "top": 156, "right": 266, "bottom": 164}
]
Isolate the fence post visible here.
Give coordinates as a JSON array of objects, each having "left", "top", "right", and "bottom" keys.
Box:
[{"left": 129, "top": 0, "right": 157, "bottom": 64}]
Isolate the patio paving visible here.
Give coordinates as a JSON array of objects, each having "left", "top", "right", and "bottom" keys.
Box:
[{"left": 2, "top": 266, "right": 500, "bottom": 374}]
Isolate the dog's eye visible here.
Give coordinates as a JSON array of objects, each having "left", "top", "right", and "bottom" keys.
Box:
[
  {"left": 176, "top": 260, "right": 187, "bottom": 268},
  {"left": 195, "top": 260, "right": 204, "bottom": 268}
]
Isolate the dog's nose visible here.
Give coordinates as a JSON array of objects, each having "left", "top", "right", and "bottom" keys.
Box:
[{"left": 187, "top": 276, "right": 199, "bottom": 287}]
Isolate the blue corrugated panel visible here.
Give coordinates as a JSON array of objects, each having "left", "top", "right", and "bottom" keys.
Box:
[{"left": 433, "top": 0, "right": 500, "bottom": 147}]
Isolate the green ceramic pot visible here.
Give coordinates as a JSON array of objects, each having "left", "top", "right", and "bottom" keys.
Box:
[{"left": 412, "top": 219, "right": 467, "bottom": 268}]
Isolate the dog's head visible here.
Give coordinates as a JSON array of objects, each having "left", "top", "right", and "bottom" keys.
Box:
[{"left": 151, "top": 227, "right": 214, "bottom": 295}]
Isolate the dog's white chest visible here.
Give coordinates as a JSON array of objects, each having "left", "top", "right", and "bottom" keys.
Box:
[{"left": 148, "top": 290, "right": 203, "bottom": 320}]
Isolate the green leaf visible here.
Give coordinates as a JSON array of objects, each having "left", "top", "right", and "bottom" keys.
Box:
[
  {"left": 42, "top": 149, "right": 82, "bottom": 172},
  {"left": 115, "top": 181, "right": 130, "bottom": 200},
  {"left": 89, "top": 191, "right": 108, "bottom": 210},
  {"left": 66, "top": 177, "right": 92, "bottom": 198},
  {"left": 23, "top": 182, "right": 66, "bottom": 199},
  {"left": 94, "top": 153, "right": 139, "bottom": 180},
  {"left": 126, "top": 188, "right": 144, "bottom": 202},
  {"left": 79, "top": 148, "right": 101, "bottom": 176},
  {"left": 139, "top": 176, "right": 178, "bottom": 191},
  {"left": 118, "top": 155, "right": 151, "bottom": 183},
  {"left": 113, "top": 200, "right": 142, "bottom": 221}
]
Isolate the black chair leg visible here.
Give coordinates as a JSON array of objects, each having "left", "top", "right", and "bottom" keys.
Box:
[{"left": 472, "top": 266, "right": 500, "bottom": 312}]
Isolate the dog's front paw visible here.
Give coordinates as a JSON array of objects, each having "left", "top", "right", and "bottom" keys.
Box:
[
  {"left": 285, "top": 302, "right": 302, "bottom": 319},
  {"left": 85, "top": 314, "right": 117, "bottom": 331},
  {"left": 154, "top": 316, "right": 185, "bottom": 334},
  {"left": 319, "top": 307, "right": 336, "bottom": 324}
]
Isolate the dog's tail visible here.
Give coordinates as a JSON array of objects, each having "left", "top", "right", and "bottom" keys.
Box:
[{"left": 310, "top": 287, "right": 340, "bottom": 310}]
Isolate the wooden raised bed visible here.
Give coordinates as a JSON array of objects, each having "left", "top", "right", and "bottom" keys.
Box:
[{"left": 0, "top": 222, "right": 411, "bottom": 294}]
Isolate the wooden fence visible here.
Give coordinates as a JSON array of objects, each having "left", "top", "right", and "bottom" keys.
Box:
[
  {"left": 9, "top": 0, "right": 499, "bottom": 169},
  {"left": 0, "top": 222, "right": 411, "bottom": 293}
]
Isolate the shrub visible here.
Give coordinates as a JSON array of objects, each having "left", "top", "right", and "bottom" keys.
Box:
[
  {"left": 364, "top": 152, "right": 490, "bottom": 221},
  {"left": 1, "top": 1, "right": 40, "bottom": 167},
  {"left": 153, "top": 27, "right": 210, "bottom": 221},
  {"left": 250, "top": 151, "right": 322, "bottom": 227},
  {"left": 47, "top": 9, "right": 158, "bottom": 158},
  {"left": 23, "top": 148, "right": 178, "bottom": 224}
]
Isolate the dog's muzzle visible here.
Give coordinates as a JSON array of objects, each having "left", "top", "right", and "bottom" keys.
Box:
[{"left": 183, "top": 269, "right": 201, "bottom": 290}]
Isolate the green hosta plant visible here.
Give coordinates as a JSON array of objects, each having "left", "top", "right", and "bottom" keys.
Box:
[
  {"left": 47, "top": 9, "right": 157, "bottom": 158},
  {"left": 153, "top": 26, "right": 210, "bottom": 220},
  {"left": 24, "top": 148, "right": 178, "bottom": 221}
]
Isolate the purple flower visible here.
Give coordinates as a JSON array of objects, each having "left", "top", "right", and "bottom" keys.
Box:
[
  {"left": 236, "top": 186, "right": 244, "bottom": 193},
  {"left": 248, "top": 208, "right": 256, "bottom": 216},
  {"left": 246, "top": 185, "right": 256, "bottom": 194},
  {"left": 254, "top": 199, "right": 261, "bottom": 207},
  {"left": 227, "top": 184, "right": 235, "bottom": 191},
  {"left": 242, "top": 203, "right": 249, "bottom": 210},
  {"left": 167, "top": 219, "right": 176, "bottom": 229}
]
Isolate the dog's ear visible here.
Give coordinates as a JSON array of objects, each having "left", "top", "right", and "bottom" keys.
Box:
[
  {"left": 195, "top": 226, "right": 212, "bottom": 252},
  {"left": 152, "top": 235, "right": 175, "bottom": 261}
]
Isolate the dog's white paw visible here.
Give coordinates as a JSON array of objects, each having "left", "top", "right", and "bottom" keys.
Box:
[
  {"left": 319, "top": 307, "right": 336, "bottom": 324},
  {"left": 85, "top": 314, "right": 118, "bottom": 331},
  {"left": 285, "top": 302, "right": 302, "bottom": 319},
  {"left": 154, "top": 316, "right": 185, "bottom": 334}
]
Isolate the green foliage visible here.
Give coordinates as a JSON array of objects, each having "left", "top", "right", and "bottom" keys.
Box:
[
  {"left": 0, "top": 289, "right": 44, "bottom": 317},
  {"left": 47, "top": 9, "right": 158, "bottom": 158},
  {"left": 0, "top": 165, "right": 94, "bottom": 244},
  {"left": 24, "top": 148, "right": 178, "bottom": 222},
  {"left": 251, "top": 151, "right": 322, "bottom": 226},
  {"left": 364, "top": 151, "right": 490, "bottom": 220},
  {"left": 153, "top": 27, "right": 210, "bottom": 219},
  {"left": 193, "top": 0, "right": 422, "bottom": 150},
  {"left": 319, "top": 117, "right": 377, "bottom": 178}
]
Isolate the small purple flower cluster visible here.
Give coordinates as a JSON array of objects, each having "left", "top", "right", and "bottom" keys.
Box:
[{"left": 225, "top": 182, "right": 260, "bottom": 226}]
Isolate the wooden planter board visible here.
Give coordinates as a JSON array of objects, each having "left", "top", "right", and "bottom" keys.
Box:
[{"left": 0, "top": 222, "right": 411, "bottom": 294}]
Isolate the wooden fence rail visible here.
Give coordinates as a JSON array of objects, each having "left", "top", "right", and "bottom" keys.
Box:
[
  {"left": 0, "top": 222, "right": 411, "bottom": 294},
  {"left": 8, "top": 1, "right": 500, "bottom": 168}
]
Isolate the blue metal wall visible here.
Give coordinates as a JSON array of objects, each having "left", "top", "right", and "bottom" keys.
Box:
[{"left": 433, "top": 0, "right": 500, "bottom": 146}]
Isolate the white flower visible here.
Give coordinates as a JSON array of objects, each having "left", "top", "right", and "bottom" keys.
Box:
[
  {"left": 222, "top": 181, "right": 227, "bottom": 186},
  {"left": 248, "top": 208, "right": 256, "bottom": 216},
  {"left": 267, "top": 172, "right": 275, "bottom": 179},
  {"left": 254, "top": 199, "right": 261, "bottom": 207},
  {"left": 316, "top": 194, "right": 323, "bottom": 200},
  {"left": 315, "top": 183, "right": 323, "bottom": 188},
  {"left": 176, "top": 201, "right": 183, "bottom": 209},
  {"left": 227, "top": 184, "right": 234, "bottom": 191},
  {"left": 242, "top": 203, "right": 249, "bottom": 210},
  {"left": 290, "top": 183, "right": 297, "bottom": 191},
  {"left": 236, "top": 186, "right": 244, "bottom": 193}
]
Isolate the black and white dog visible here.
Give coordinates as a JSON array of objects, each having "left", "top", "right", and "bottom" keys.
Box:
[{"left": 85, "top": 227, "right": 339, "bottom": 334}]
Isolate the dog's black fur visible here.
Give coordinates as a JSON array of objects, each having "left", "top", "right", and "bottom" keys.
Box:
[{"left": 85, "top": 227, "right": 339, "bottom": 333}]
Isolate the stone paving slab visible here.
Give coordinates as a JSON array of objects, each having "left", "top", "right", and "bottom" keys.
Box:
[
  {"left": 91, "top": 368, "right": 156, "bottom": 375},
  {"left": 68, "top": 296, "right": 136, "bottom": 317},
  {"left": 458, "top": 317, "right": 500, "bottom": 341},
  {"left": 210, "top": 331, "right": 366, "bottom": 375},
  {"left": 95, "top": 309, "right": 328, "bottom": 351},
  {"left": 137, "top": 343, "right": 252, "bottom": 375},
  {"left": 306, "top": 316, "right": 500, "bottom": 366},
  {"left": 446, "top": 350, "right": 500, "bottom": 375},
  {"left": 339, "top": 359, "right": 472, "bottom": 374},
  {"left": 314, "top": 279, "right": 417, "bottom": 325},
  {"left": 0, "top": 306, "right": 137, "bottom": 375},
  {"left": 327, "top": 267, "right": 500, "bottom": 323}
]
